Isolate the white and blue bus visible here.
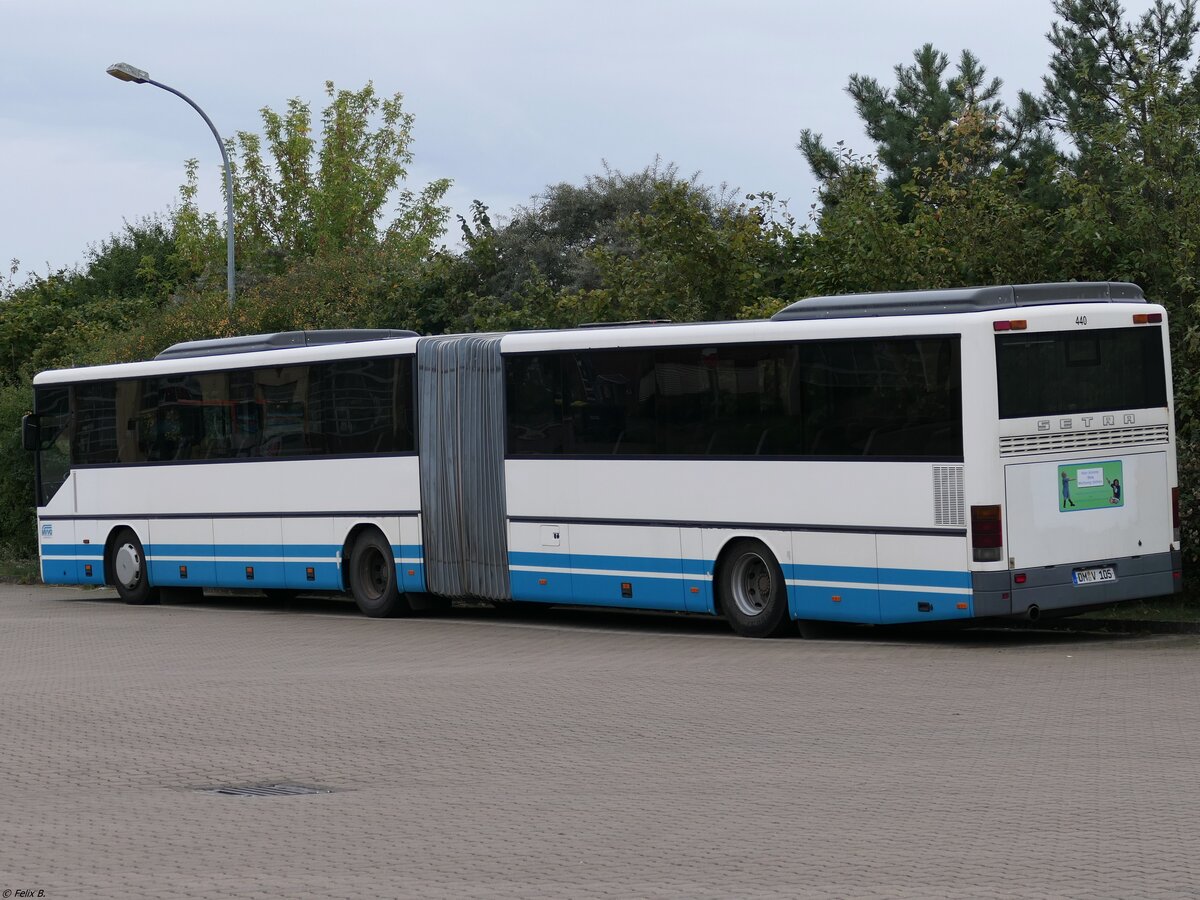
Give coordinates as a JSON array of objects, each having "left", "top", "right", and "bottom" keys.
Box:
[{"left": 25, "top": 281, "right": 1181, "bottom": 637}]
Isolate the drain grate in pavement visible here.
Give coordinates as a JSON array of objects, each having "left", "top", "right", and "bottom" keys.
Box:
[{"left": 199, "top": 783, "right": 331, "bottom": 798}]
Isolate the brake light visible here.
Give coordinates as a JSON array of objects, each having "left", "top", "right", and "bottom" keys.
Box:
[
  {"left": 1133, "top": 313, "right": 1164, "bottom": 324},
  {"left": 993, "top": 320, "right": 1027, "bottom": 331},
  {"left": 971, "top": 505, "right": 1003, "bottom": 562}
]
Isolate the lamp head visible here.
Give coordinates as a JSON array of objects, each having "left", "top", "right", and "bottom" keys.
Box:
[{"left": 106, "top": 63, "right": 150, "bottom": 84}]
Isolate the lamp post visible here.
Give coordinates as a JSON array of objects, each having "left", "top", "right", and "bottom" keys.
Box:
[{"left": 106, "top": 62, "right": 235, "bottom": 309}]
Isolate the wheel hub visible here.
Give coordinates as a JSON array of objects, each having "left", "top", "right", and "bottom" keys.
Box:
[
  {"left": 731, "top": 553, "right": 773, "bottom": 618},
  {"left": 113, "top": 543, "right": 142, "bottom": 589}
]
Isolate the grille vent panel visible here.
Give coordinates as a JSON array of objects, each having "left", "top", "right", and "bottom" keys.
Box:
[
  {"left": 1000, "top": 424, "right": 1169, "bottom": 457},
  {"left": 933, "top": 465, "right": 965, "bottom": 527}
]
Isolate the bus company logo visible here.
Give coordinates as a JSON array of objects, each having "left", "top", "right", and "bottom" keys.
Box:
[
  {"left": 1037, "top": 414, "right": 1131, "bottom": 432},
  {"left": 40, "top": 523, "right": 52, "bottom": 537}
]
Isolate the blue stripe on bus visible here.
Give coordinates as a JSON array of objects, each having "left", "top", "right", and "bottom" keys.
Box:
[
  {"left": 41, "top": 544, "right": 92, "bottom": 557},
  {"left": 508, "top": 550, "right": 711, "bottom": 612},
  {"left": 786, "top": 563, "right": 971, "bottom": 590},
  {"left": 511, "top": 569, "right": 692, "bottom": 611},
  {"left": 510, "top": 568, "right": 574, "bottom": 604},
  {"left": 790, "top": 584, "right": 880, "bottom": 622},
  {"left": 509, "top": 550, "right": 709, "bottom": 576},
  {"left": 39, "top": 538, "right": 971, "bottom": 625},
  {"left": 39, "top": 541, "right": 425, "bottom": 594},
  {"left": 878, "top": 590, "right": 973, "bottom": 623}
]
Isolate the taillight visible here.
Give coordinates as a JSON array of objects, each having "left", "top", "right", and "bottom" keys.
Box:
[
  {"left": 1173, "top": 487, "right": 1181, "bottom": 543},
  {"left": 971, "top": 505, "right": 1003, "bottom": 562},
  {"left": 992, "top": 320, "right": 1027, "bottom": 331}
]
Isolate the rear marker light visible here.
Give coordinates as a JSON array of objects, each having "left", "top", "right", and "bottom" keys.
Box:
[
  {"left": 690, "top": 586, "right": 700, "bottom": 594},
  {"left": 84, "top": 565, "right": 93, "bottom": 577},
  {"left": 1015, "top": 573, "right": 1027, "bottom": 584},
  {"left": 245, "top": 566, "right": 254, "bottom": 581},
  {"left": 993, "top": 320, "right": 1027, "bottom": 332},
  {"left": 832, "top": 595, "right": 842, "bottom": 603},
  {"left": 179, "top": 565, "right": 188, "bottom": 579},
  {"left": 538, "top": 578, "right": 547, "bottom": 586},
  {"left": 971, "top": 504, "right": 1004, "bottom": 562},
  {"left": 621, "top": 582, "right": 633, "bottom": 598},
  {"left": 407, "top": 569, "right": 415, "bottom": 576},
  {"left": 306, "top": 567, "right": 315, "bottom": 582},
  {"left": 956, "top": 602, "right": 968, "bottom": 610}
]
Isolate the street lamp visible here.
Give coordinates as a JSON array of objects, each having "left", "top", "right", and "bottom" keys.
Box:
[{"left": 106, "top": 62, "right": 235, "bottom": 309}]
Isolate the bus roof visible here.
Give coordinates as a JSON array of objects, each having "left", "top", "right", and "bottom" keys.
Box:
[
  {"left": 154, "top": 328, "right": 418, "bottom": 360},
  {"left": 771, "top": 281, "right": 1145, "bottom": 321}
]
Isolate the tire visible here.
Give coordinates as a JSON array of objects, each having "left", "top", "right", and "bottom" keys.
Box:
[
  {"left": 717, "top": 539, "right": 791, "bottom": 638},
  {"left": 110, "top": 528, "right": 160, "bottom": 606},
  {"left": 347, "top": 530, "right": 411, "bottom": 618}
]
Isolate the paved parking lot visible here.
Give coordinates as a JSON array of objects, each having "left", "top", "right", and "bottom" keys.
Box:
[{"left": 1, "top": 583, "right": 1199, "bottom": 899}]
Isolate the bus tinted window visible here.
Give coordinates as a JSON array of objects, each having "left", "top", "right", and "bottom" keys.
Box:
[
  {"left": 996, "top": 328, "right": 1167, "bottom": 419},
  {"left": 34, "top": 386, "right": 71, "bottom": 504},
  {"left": 73, "top": 382, "right": 118, "bottom": 464},
  {"left": 505, "top": 337, "right": 962, "bottom": 459},
  {"left": 61, "top": 355, "right": 415, "bottom": 465},
  {"left": 506, "top": 355, "right": 567, "bottom": 454}
]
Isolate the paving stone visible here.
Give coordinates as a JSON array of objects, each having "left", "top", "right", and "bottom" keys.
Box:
[{"left": 0, "top": 585, "right": 1197, "bottom": 898}]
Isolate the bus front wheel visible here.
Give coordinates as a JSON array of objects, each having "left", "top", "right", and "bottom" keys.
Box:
[
  {"left": 348, "top": 530, "right": 412, "bottom": 618},
  {"left": 718, "top": 539, "right": 791, "bottom": 638},
  {"left": 110, "top": 528, "right": 160, "bottom": 606}
]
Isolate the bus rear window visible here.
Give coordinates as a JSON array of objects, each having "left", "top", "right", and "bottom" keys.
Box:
[{"left": 996, "top": 327, "right": 1167, "bottom": 419}]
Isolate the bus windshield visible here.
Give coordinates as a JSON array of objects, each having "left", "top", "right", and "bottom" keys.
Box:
[{"left": 995, "top": 327, "right": 1167, "bottom": 419}]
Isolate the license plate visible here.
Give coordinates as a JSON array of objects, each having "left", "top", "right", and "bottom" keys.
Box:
[{"left": 1073, "top": 566, "right": 1116, "bottom": 585}]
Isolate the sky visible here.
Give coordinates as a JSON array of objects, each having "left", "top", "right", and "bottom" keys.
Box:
[{"left": 2, "top": 0, "right": 1161, "bottom": 279}]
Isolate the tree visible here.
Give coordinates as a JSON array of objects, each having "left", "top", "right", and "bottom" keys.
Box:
[
  {"left": 578, "top": 182, "right": 795, "bottom": 324},
  {"left": 799, "top": 44, "right": 1057, "bottom": 211},
  {"left": 174, "top": 81, "right": 450, "bottom": 290},
  {"left": 1043, "top": 0, "right": 1200, "bottom": 173},
  {"left": 422, "top": 161, "right": 750, "bottom": 333}
]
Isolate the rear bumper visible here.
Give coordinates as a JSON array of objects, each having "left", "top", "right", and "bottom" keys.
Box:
[{"left": 972, "top": 549, "right": 1180, "bottom": 618}]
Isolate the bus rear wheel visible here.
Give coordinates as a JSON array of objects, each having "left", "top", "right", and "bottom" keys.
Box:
[
  {"left": 718, "top": 539, "right": 791, "bottom": 638},
  {"left": 348, "top": 530, "right": 412, "bottom": 618},
  {"left": 110, "top": 528, "right": 160, "bottom": 606}
]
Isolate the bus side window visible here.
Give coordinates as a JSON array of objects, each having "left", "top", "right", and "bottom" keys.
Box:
[
  {"left": 505, "top": 355, "right": 565, "bottom": 455},
  {"left": 33, "top": 385, "right": 71, "bottom": 505}
]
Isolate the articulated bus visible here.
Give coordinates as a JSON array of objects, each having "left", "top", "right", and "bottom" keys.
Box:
[{"left": 25, "top": 282, "right": 1181, "bottom": 637}]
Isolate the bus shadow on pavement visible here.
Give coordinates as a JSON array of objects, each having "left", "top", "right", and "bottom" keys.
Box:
[{"left": 52, "top": 587, "right": 1146, "bottom": 645}]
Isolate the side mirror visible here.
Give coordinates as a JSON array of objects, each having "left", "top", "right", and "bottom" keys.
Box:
[{"left": 21, "top": 414, "right": 38, "bottom": 452}]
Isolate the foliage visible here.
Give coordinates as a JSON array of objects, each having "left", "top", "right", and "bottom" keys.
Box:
[
  {"left": 8, "top": 24, "right": 1200, "bottom": 576},
  {"left": 0, "top": 381, "right": 35, "bottom": 559},
  {"left": 174, "top": 81, "right": 451, "bottom": 290},
  {"left": 572, "top": 182, "right": 792, "bottom": 324},
  {"left": 799, "top": 44, "right": 1057, "bottom": 212},
  {"left": 1043, "top": 0, "right": 1200, "bottom": 173}
]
